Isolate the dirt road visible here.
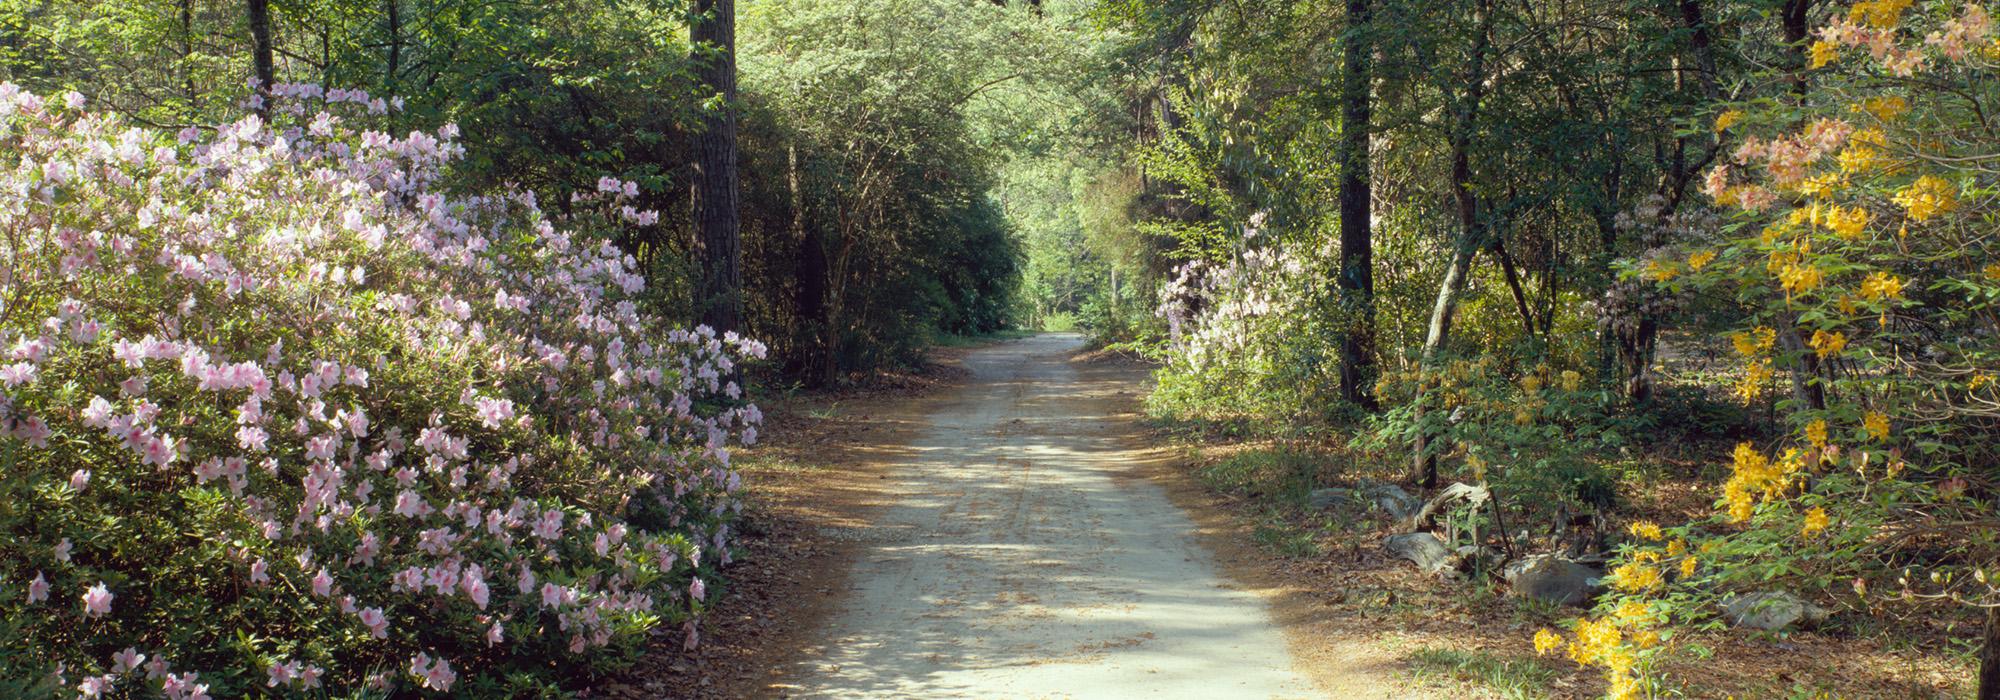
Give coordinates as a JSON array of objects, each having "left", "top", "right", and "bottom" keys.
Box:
[{"left": 786, "top": 334, "right": 1317, "bottom": 699}]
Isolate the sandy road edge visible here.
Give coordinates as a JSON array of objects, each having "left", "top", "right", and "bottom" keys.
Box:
[{"left": 1069, "top": 354, "right": 1420, "bottom": 700}]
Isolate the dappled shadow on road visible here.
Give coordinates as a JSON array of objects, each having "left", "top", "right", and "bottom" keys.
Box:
[{"left": 780, "top": 334, "right": 1320, "bottom": 699}]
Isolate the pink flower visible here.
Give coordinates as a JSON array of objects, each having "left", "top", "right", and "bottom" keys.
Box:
[
  {"left": 266, "top": 661, "right": 294, "bottom": 687},
  {"left": 82, "top": 582, "right": 113, "bottom": 617},
  {"left": 690, "top": 578, "right": 706, "bottom": 603},
  {"left": 540, "top": 582, "right": 563, "bottom": 610},
  {"left": 409, "top": 653, "right": 455, "bottom": 692},
  {"left": 358, "top": 607, "right": 388, "bottom": 638},
  {"left": 27, "top": 571, "right": 49, "bottom": 603},
  {"left": 462, "top": 566, "right": 490, "bottom": 609},
  {"left": 486, "top": 621, "right": 505, "bottom": 646},
  {"left": 394, "top": 489, "right": 428, "bottom": 518},
  {"left": 474, "top": 396, "right": 515, "bottom": 429},
  {"left": 249, "top": 559, "right": 270, "bottom": 585},
  {"left": 77, "top": 675, "right": 112, "bottom": 698},
  {"left": 112, "top": 648, "right": 146, "bottom": 675},
  {"left": 311, "top": 568, "right": 334, "bottom": 597},
  {"left": 68, "top": 469, "right": 90, "bottom": 492},
  {"left": 55, "top": 538, "right": 72, "bottom": 562}
]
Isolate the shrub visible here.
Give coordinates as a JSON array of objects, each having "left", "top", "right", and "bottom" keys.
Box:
[
  {"left": 1542, "top": 2, "right": 2000, "bottom": 696},
  {"left": 0, "top": 84, "right": 763, "bottom": 697}
]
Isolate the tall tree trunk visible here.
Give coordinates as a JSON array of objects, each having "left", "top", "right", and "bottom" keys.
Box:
[
  {"left": 691, "top": 0, "right": 742, "bottom": 335},
  {"left": 182, "top": 0, "right": 196, "bottom": 105},
  {"left": 385, "top": 0, "right": 402, "bottom": 90},
  {"left": 1782, "top": 0, "right": 1812, "bottom": 92},
  {"left": 246, "top": 0, "right": 274, "bottom": 114},
  {"left": 1775, "top": 0, "right": 1827, "bottom": 411},
  {"left": 786, "top": 145, "right": 832, "bottom": 386},
  {"left": 1410, "top": 0, "right": 1494, "bottom": 489},
  {"left": 1336, "top": 0, "right": 1379, "bottom": 410},
  {"left": 1980, "top": 604, "right": 2000, "bottom": 700},
  {"left": 1490, "top": 237, "right": 1535, "bottom": 339}
]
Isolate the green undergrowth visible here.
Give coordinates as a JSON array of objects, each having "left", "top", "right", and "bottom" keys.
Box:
[{"left": 1405, "top": 647, "right": 1563, "bottom": 699}]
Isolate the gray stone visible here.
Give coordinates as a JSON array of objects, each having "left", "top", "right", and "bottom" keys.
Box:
[
  {"left": 1385, "top": 532, "right": 1455, "bottom": 575},
  {"left": 1723, "top": 591, "right": 1829, "bottom": 631},
  {"left": 1504, "top": 554, "right": 1603, "bottom": 607},
  {"left": 1357, "top": 478, "right": 1421, "bottom": 521},
  {"left": 1307, "top": 487, "right": 1353, "bottom": 510}
]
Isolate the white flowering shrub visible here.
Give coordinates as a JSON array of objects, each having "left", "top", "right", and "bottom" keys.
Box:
[
  {"left": 1149, "top": 217, "right": 1344, "bottom": 424},
  {"left": 0, "top": 84, "right": 763, "bottom": 698}
]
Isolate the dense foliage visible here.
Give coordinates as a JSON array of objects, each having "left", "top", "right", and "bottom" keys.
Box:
[{"left": 0, "top": 0, "right": 1032, "bottom": 385}]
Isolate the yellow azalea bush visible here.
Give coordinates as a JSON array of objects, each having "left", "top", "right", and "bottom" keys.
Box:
[{"left": 1547, "top": 1, "right": 2000, "bottom": 695}]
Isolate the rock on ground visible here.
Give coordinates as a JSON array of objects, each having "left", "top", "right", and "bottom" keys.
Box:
[
  {"left": 1502, "top": 554, "right": 1603, "bottom": 607},
  {"left": 1723, "top": 591, "right": 1829, "bottom": 631},
  {"left": 1384, "top": 532, "right": 1455, "bottom": 576}
]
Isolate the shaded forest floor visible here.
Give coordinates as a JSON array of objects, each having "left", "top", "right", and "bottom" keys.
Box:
[{"left": 1154, "top": 429, "right": 1974, "bottom": 699}]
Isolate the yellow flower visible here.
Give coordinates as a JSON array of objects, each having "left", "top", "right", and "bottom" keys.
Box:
[
  {"left": 1569, "top": 617, "right": 1624, "bottom": 667},
  {"left": 1614, "top": 600, "right": 1654, "bottom": 627},
  {"left": 1643, "top": 258, "right": 1682, "bottom": 282},
  {"left": 1560, "top": 370, "right": 1583, "bottom": 392},
  {"left": 1893, "top": 175, "right": 1957, "bottom": 222},
  {"left": 1610, "top": 560, "right": 1663, "bottom": 593},
  {"left": 1687, "top": 250, "right": 1716, "bottom": 272},
  {"left": 1666, "top": 538, "right": 1687, "bottom": 558},
  {"left": 1714, "top": 109, "right": 1744, "bottom": 133},
  {"left": 1854, "top": 95, "right": 1910, "bottom": 122},
  {"left": 1780, "top": 261, "right": 1824, "bottom": 296},
  {"left": 1809, "top": 329, "right": 1847, "bottom": 358},
  {"left": 1802, "top": 506, "right": 1830, "bottom": 538},
  {"left": 1838, "top": 145, "right": 1884, "bottom": 175},
  {"left": 1724, "top": 442, "right": 1785, "bottom": 521},
  {"left": 1680, "top": 556, "right": 1700, "bottom": 578},
  {"left": 1521, "top": 375, "right": 1544, "bottom": 393},
  {"left": 1827, "top": 206, "right": 1870, "bottom": 240},
  {"left": 1860, "top": 271, "right": 1907, "bottom": 301},
  {"left": 1533, "top": 628, "right": 1564, "bottom": 655},
  {"left": 1805, "top": 418, "right": 1829, "bottom": 448},
  {"left": 1631, "top": 629, "right": 1663, "bottom": 648},
  {"left": 1736, "top": 359, "right": 1773, "bottom": 403},
  {"left": 1731, "top": 327, "right": 1777, "bottom": 356},
  {"left": 1863, "top": 411, "right": 1891, "bottom": 441},
  {"left": 1850, "top": 0, "right": 1912, "bottom": 29},
  {"left": 1797, "top": 173, "right": 1844, "bottom": 199},
  {"left": 1984, "top": 263, "right": 2000, "bottom": 281},
  {"left": 1628, "top": 520, "right": 1664, "bottom": 541},
  {"left": 1973, "top": 372, "right": 1995, "bottom": 391},
  {"left": 1809, "top": 40, "right": 1839, "bottom": 68}
]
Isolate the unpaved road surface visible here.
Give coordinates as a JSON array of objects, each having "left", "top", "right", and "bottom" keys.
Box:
[{"left": 788, "top": 334, "right": 1317, "bottom": 699}]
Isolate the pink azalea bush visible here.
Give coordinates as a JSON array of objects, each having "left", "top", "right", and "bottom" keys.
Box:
[{"left": 0, "top": 83, "right": 763, "bottom": 697}]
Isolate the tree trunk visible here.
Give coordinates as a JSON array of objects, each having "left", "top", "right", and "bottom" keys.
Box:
[
  {"left": 1410, "top": 0, "right": 1494, "bottom": 489},
  {"left": 385, "top": 0, "right": 402, "bottom": 90},
  {"left": 1336, "top": 0, "right": 1379, "bottom": 410},
  {"left": 246, "top": 0, "right": 274, "bottom": 113},
  {"left": 1490, "top": 236, "right": 1535, "bottom": 339},
  {"left": 691, "top": 0, "right": 742, "bottom": 336},
  {"left": 182, "top": 0, "right": 196, "bottom": 104},
  {"left": 1980, "top": 605, "right": 2000, "bottom": 700},
  {"left": 1782, "top": 0, "right": 1812, "bottom": 92},
  {"left": 786, "top": 145, "right": 832, "bottom": 386}
]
